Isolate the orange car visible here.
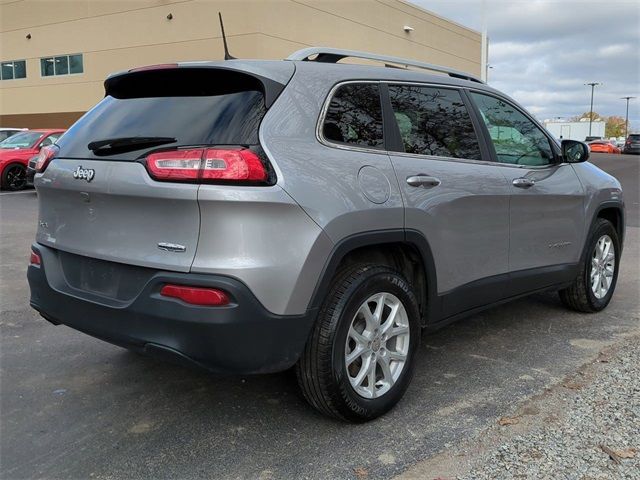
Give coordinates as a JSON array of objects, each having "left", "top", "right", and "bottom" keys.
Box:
[{"left": 588, "top": 140, "right": 621, "bottom": 154}]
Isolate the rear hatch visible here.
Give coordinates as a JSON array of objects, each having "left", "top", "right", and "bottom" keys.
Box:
[{"left": 35, "top": 63, "right": 293, "bottom": 273}]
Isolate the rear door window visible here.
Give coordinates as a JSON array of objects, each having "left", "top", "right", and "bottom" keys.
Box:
[
  {"left": 387, "top": 85, "right": 482, "bottom": 160},
  {"left": 322, "top": 83, "right": 384, "bottom": 150}
]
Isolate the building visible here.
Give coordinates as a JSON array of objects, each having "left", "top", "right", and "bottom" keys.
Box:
[
  {"left": 0, "top": 0, "right": 482, "bottom": 128},
  {"left": 544, "top": 119, "right": 606, "bottom": 141}
]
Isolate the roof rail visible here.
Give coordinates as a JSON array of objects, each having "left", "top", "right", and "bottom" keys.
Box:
[{"left": 286, "top": 47, "right": 484, "bottom": 84}]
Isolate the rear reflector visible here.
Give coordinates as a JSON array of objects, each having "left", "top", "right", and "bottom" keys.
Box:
[
  {"left": 146, "top": 148, "right": 267, "bottom": 183},
  {"left": 160, "top": 284, "right": 230, "bottom": 306},
  {"left": 30, "top": 250, "right": 41, "bottom": 266}
]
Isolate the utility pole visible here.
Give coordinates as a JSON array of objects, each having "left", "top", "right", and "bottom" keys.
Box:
[
  {"left": 621, "top": 96, "right": 636, "bottom": 139},
  {"left": 585, "top": 82, "right": 602, "bottom": 136}
]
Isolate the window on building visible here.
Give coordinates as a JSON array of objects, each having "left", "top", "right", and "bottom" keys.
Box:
[
  {"left": 322, "top": 83, "right": 385, "bottom": 150},
  {"left": 388, "top": 85, "right": 482, "bottom": 160},
  {"left": 41, "top": 54, "right": 83, "bottom": 77},
  {"left": 0, "top": 60, "right": 27, "bottom": 80}
]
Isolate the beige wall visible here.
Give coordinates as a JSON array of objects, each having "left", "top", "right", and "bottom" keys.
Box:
[{"left": 0, "top": 0, "right": 481, "bottom": 128}]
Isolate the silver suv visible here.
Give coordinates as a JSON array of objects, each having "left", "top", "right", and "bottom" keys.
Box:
[{"left": 28, "top": 48, "right": 625, "bottom": 422}]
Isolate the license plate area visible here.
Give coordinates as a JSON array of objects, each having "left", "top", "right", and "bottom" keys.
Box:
[{"left": 58, "top": 251, "right": 155, "bottom": 301}]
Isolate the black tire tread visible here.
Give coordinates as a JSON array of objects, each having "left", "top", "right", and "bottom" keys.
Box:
[
  {"left": 559, "top": 218, "right": 617, "bottom": 313},
  {"left": 295, "top": 263, "right": 403, "bottom": 421}
]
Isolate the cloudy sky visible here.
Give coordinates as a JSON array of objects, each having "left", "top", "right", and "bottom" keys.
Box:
[{"left": 411, "top": 0, "right": 640, "bottom": 131}]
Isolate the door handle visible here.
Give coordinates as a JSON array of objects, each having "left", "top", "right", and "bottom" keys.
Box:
[
  {"left": 406, "top": 175, "right": 441, "bottom": 188},
  {"left": 512, "top": 177, "right": 535, "bottom": 188}
]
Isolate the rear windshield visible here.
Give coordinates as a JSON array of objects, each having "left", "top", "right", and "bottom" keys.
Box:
[
  {"left": 629, "top": 134, "right": 640, "bottom": 140},
  {"left": 57, "top": 68, "right": 270, "bottom": 159}
]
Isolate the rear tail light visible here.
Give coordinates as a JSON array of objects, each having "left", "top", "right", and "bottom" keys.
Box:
[
  {"left": 35, "top": 145, "right": 59, "bottom": 173},
  {"left": 146, "top": 148, "right": 267, "bottom": 184},
  {"left": 29, "top": 250, "right": 41, "bottom": 266},
  {"left": 160, "top": 284, "right": 230, "bottom": 306}
]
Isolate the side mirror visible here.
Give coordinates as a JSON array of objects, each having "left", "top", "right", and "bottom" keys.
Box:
[{"left": 562, "top": 140, "right": 590, "bottom": 163}]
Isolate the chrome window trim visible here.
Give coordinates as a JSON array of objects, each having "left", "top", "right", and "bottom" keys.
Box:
[{"left": 317, "top": 80, "right": 562, "bottom": 170}]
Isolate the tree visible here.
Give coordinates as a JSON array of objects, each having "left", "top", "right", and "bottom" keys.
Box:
[
  {"left": 605, "top": 116, "right": 626, "bottom": 138},
  {"left": 569, "top": 111, "right": 602, "bottom": 122}
]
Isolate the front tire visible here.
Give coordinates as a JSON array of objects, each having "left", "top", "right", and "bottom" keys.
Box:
[
  {"left": 559, "top": 218, "right": 620, "bottom": 312},
  {"left": 295, "top": 264, "right": 421, "bottom": 422}
]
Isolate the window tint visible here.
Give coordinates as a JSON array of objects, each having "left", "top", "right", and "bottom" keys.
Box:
[
  {"left": 470, "top": 92, "right": 554, "bottom": 166},
  {"left": 388, "top": 85, "right": 481, "bottom": 159},
  {"left": 322, "top": 83, "right": 384, "bottom": 150},
  {"left": 57, "top": 69, "right": 269, "bottom": 160}
]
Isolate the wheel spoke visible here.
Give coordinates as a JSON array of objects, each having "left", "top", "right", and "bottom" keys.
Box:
[
  {"left": 372, "top": 294, "right": 386, "bottom": 326},
  {"left": 387, "top": 350, "right": 407, "bottom": 362},
  {"left": 359, "top": 303, "right": 377, "bottom": 332},
  {"left": 346, "top": 345, "right": 366, "bottom": 366},
  {"left": 602, "top": 242, "right": 610, "bottom": 261},
  {"left": 380, "top": 301, "right": 400, "bottom": 335},
  {"left": 352, "top": 355, "right": 372, "bottom": 387},
  {"left": 367, "top": 360, "right": 377, "bottom": 398},
  {"left": 378, "top": 355, "right": 393, "bottom": 385},
  {"left": 349, "top": 326, "right": 368, "bottom": 347},
  {"left": 388, "top": 325, "right": 409, "bottom": 339}
]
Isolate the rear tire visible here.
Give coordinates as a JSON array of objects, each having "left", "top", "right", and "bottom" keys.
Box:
[
  {"left": 559, "top": 218, "right": 620, "bottom": 312},
  {"left": 295, "top": 264, "right": 421, "bottom": 422},
  {"left": 1, "top": 163, "right": 27, "bottom": 191}
]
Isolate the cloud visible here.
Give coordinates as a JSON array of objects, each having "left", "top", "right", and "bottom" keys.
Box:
[{"left": 410, "top": 0, "right": 640, "bottom": 131}]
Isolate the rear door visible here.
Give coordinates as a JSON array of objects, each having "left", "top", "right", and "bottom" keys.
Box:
[
  {"left": 384, "top": 83, "right": 511, "bottom": 316},
  {"left": 35, "top": 66, "right": 289, "bottom": 272},
  {"left": 468, "top": 92, "right": 584, "bottom": 279}
]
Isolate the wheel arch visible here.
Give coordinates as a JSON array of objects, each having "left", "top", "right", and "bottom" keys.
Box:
[
  {"left": 579, "top": 201, "right": 625, "bottom": 265},
  {"left": 306, "top": 229, "right": 438, "bottom": 326}
]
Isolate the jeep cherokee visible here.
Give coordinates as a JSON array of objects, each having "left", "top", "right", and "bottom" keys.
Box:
[{"left": 27, "top": 48, "right": 625, "bottom": 422}]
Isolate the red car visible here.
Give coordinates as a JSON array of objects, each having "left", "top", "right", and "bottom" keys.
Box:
[
  {"left": 588, "top": 140, "right": 621, "bottom": 154},
  {"left": 0, "top": 129, "right": 65, "bottom": 190}
]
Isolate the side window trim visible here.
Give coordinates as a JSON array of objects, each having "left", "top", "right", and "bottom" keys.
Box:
[
  {"left": 379, "top": 83, "right": 405, "bottom": 153},
  {"left": 316, "top": 80, "right": 387, "bottom": 154},
  {"left": 466, "top": 89, "right": 561, "bottom": 167},
  {"left": 461, "top": 88, "right": 499, "bottom": 164}
]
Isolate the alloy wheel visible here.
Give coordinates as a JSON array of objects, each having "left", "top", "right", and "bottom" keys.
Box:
[
  {"left": 345, "top": 292, "right": 410, "bottom": 399},
  {"left": 590, "top": 234, "right": 615, "bottom": 299}
]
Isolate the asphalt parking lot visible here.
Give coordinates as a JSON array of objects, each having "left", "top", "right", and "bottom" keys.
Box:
[{"left": 1, "top": 153, "right": 638, "bottom": 479}]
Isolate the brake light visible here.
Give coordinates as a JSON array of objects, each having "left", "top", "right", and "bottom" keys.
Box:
[
  {"left": 29, "top": 250, "right": 41, "bottom": 266},
  {"left": 146, "top": 148, "right": 267, "bottom": 183},
  {"left": 35, "top": 145, "right": 59, "bottom": 173},
  {"left": 160, "top": 284, "right": 230, "bottom": 306}
]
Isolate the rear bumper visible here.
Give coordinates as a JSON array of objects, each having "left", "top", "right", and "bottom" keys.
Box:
[
  {"left": 27, "top": 244, "right": 316, "bottom": 374},
  {"left": 623, "top": 146, "right": 640, "bottom": 154}
]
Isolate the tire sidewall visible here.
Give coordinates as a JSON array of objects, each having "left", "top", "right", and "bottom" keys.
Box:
[
  {"left": 582, "top": 220, "right": 620, "bottom": 310},
  {"left": 329, "top": 268, "right": 420, "bottom": 421}
]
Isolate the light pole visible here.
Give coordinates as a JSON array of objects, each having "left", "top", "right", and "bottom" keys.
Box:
[
  {"left": 585, "top": 82, "right": 602, "bottom": 136},
  {"left": 621, "top": 96, "right": 636, "bottom": 139}
]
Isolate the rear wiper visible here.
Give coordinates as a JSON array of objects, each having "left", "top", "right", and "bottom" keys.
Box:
[{"left": 88, "top": 136, "right": 176, "bottom": 154}]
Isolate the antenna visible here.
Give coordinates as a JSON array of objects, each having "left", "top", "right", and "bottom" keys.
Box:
[{"left": 218, "top": 12, "right": 235, "bottom": 60}]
